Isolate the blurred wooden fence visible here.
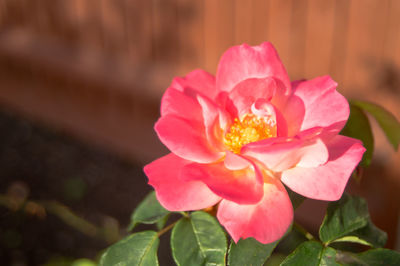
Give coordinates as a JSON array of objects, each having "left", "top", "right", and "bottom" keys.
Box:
[
  {"left": 1, "top": 0, "right": 399, "bottom": 87},
  {"left": 0, "top": 0, "right": 399, "bottom": 162}
]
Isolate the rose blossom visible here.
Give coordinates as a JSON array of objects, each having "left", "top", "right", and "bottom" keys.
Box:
[{"left": 144, "top": 42, "right": 365, "bottom": 244}]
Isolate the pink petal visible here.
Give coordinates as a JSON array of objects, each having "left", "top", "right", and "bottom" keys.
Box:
[
  {"left": 281, "top": 94, "right": 305, "bottom": 136},
  {"left": 155, "top": 114, "right": 223, "bottom": 163},
  {"left": 227, "top": 78, "right": 276, "bottom": 117},
  {"left": 250, "top": 99, "right": 289, "bottom": 137},
  {"left": 217, "top": 180, "right": 293, "bottom": 244},
  {"left": 275, "top": 107, "right": 289, "bottom": 137},
  {"left": 216, "top": 42, "right": 291, "bottom": 93},
  {"left": 270, "top": 80, "right": 291, "bottom": 112},
  {"left": 251, "top": 98, "right": 276, "bottom": 118},
  {"left": 284, "top": 76, "right": 349, "bottom": 135},
  {"left": 181, "top": 160, "right": 264, "bottom": 204},
  {"left": 196, "top": 94, "right": 225, "bottom": 151},
  {"left": 242, "top": 136, "right": 329, "bottom": 172},
  {"left": 281, "top": 135, "right": 365, "bottom": 201},
  {"left": 161, "top": 87, "right": 203, "bottom": 122},
  {"left": 295, "top": 138, "right": 329, "bottom": 168},
  {"left": 145, "top": 153, "right": 221, "bottom": 211},
  {"left": 170, "top": 69, "right": 218, "bottom": 99},
  {"left": 224, "top": 151, "right": 251, "bottom": 170}
]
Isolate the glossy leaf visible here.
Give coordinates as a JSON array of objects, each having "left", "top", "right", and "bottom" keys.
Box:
[
  {"left": 352, "top": 218, "right": 387, "bottom": 248},
  {"left": 228, "top": 237, "right": 278, "bottom": 266},
  {"left": 71, "top": 259, "right": 97, "bottom": 266},
  {"left": 319, "top": 194, "right": 369, "bottom": 244},
  {"left": 155, "top": 214, "right": 170, "bottom": 230},
  {"left": 353, "top": 249, "right": 400, "bottom": 266},
  {"left": 337, "top": 248, "right": 400, "bottom": 266},
  {"left": 332, "top": 235, "right": 371, "bottom": 246},
  {"left": 171, "top": 211, "right": 227, "bottom": 266},
  {"left": 352, "top": 100, "right": 400, "bottom": 150},
  {"left": 341, "top": 104, "right": 374, "bottom": 166},
  {"left": 280, "top": 241, "right": 339, "bottom": 266},
  {"left": 334, "top": 217, "right": 387, "bottom": 248},
  {"left": 128, "top": 191, "right": 170, "bottom": 230},
  {"left": 99, "top": 231, "right": 159, "bottom": 266}
]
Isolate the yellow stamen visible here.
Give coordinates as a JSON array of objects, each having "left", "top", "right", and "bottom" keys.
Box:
[{"left": 223, "top": 114, "right": 276, "bottom": 154}]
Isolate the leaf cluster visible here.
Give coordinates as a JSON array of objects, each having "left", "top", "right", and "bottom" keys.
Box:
[{"left": 99, "top": 192, "right": 400, "bottom": 266}]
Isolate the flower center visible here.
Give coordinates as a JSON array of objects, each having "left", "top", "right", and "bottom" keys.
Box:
[{"left": 223, "top": 114, "right": 276, "bottom": 154}]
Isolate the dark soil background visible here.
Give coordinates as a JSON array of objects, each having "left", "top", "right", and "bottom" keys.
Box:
[{"left": 0, "top": 109, "right": 175, "bottom": 265}]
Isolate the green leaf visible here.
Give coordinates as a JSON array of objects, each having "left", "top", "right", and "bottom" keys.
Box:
[
  {"left": 280, "top": 241, "right": 339, "bottom": 266},
  {"left": 319, "top": 194, "right": 387, "bottom": 248},
  {"left": 352, "top": 218, "right": 387, "bottom": 247},
  {"left": 352, "top": 100, "right": 400, "bottom": 150},
  {"left": 319, "top": 194, "right": 369, "bottom": 244},
  {"left": 337, "top": 249, "right": 400, "bottom": 266},
  {"left": 320, "top": 246, "right": 340, "bottom": 266},
  {"left": 99, "top": 231, "right": 159, "bottom": 266},
  {"left": 341, "top": 104, "right": 374, "bottom": 166},
  {"left": 155, "top": 214, "right": 170, "bottom": 230},
  {"left": 71, "top": 259, "right": 97, "bottom": 266},
  {"left": 334, "top": 217, "right": 387, "bottom": 248},
  {"left": 353, "top": 249, "right": 400, "bottom": 266},
  {"left": 171, "top": 211, "right": 227, "bottom": 266},
  {"left": 128, "top": 191, "right": 170, "bottom": 230},
  {"left": 331, "top": 235, "right": 372, "bottom": 247},
  {"left": 228, "top": 238, "right": 278, "bottom": 266}
]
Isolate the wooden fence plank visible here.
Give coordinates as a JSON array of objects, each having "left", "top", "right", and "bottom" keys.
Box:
[
  {"left": 99, "top": 0, "right": 127, "bottom": 55},
  {"left": 304, "top": 0, "right": 335, "bottom": 79},
  {"left": 124, "top": 0, "right": 153, "bottom": 65},
  {"left": 383, "top": 0, "right": 400, "bottom": 68},
  {"left": 329, "top": 0, "right": 350, "bottom": 88},
  {"left": 151, "top": 0, "right": 180, "bottom": 65},
  {"left": 344, "top": 0, "right": 389, "bottom": 94},
  {"left": 266, "top": 0, "right": 292, "bottom": 74},
  {"left": 288, "top": 0, "right": 308, "bottom": 79},
  {"left": 68, "top": 0, "right": 104, "bottom": 51},
  {"left": 204, "top": 0, "right": 234, "bottom": 74},
  {"left": 0, "top": 0, "right": 7, "bottom": 26},
  {"left": 234, "top": 0, "right": 253, "bottom": 45},
  {"left": 250, "top": 0, "right": 270, "bottom": 45},
  {"left": 176, "top": 0, "right": 204, "bottom": 74}
]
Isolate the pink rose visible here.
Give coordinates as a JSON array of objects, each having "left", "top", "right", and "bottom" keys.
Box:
[{"left": 144, "top": 42, "right": 365, "bottom": 244}]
